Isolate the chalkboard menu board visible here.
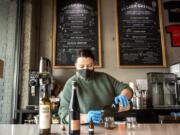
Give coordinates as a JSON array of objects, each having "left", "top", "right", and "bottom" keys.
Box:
[
  {"left": 116, "top": 0, "right": 166, "bottom": 67},
  {"left": 53, "top": 0, "right": 102, "bottom": 68}
]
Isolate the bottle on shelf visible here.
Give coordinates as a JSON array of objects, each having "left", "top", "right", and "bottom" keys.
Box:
[
  {"left": 88, "top": 118, "right": 94, "bottom": 135},
  {"left": 39, "top": 85, "right": 51, "bottom": 135},
  {"left": 69, "top": 81, "right": 80, "bottom": 135}
]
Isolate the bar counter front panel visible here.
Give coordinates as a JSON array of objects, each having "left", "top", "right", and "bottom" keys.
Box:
[
  {"left": 16, "top": 106, "right": 180, "bottom": 124},
  {"left": 115, "top": 107, "right": 180, "bottom": 123},
  {"left": 1, "top": 124, "right": 180, "bottom": 135}
]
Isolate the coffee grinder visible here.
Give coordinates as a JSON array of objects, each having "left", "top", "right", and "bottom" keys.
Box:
[
  {"left": 39, "top": 57, "right": 52, "bottom": 100},
  {"left": 28, "top": 70, "right": 39, "bottom": 106},
  {"left": 27, "top": 57, "right": 52, "bottom": 107}
]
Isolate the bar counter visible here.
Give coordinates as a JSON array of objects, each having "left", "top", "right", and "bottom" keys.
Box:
[{"left": 1, "top": 123, "right": 180, "bottom": 135}]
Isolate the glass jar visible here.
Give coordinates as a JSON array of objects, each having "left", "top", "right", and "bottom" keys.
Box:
[
  {"left": 126, "top": 117, "right": 137, "bottom": 129},
  {"left": 104, "top": 117, "right": 115, "bottom": 129}
]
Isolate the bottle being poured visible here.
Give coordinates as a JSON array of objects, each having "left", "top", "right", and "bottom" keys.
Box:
[{"left": 100, "top": 98, "right": 132, "bottom": 123}]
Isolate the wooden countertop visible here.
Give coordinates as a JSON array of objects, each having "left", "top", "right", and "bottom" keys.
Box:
[{"left": 1, "top": 123, "right": 180, "bottom": 135}]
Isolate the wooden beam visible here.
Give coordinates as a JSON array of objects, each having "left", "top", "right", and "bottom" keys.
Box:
[{"left": 0, "top": 59, "right": 4, "bottom": 78}]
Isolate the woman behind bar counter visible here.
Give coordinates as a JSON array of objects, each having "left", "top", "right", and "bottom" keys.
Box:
[{"left": 58, "top": 49, "right": 133, "bottom": 124}]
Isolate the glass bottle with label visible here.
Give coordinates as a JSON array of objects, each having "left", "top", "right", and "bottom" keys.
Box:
[
  {"left": 88, "top": 118, "right": 94, "bottom": 135},
  {"left": 69, "top": 81, "right": 80, "bottom": 135},
  {"left": 39, "top": 85, "right": 51, "bottom": 135}
]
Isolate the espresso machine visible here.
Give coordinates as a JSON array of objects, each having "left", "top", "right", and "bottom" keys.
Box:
[
  {"left": 147, "top": 72, "right": 177, "bottom": 107},
  {"left": 170, "top": 63, "right": 180, "bottom": 104}
]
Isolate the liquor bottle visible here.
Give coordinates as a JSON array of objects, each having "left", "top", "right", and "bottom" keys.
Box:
[
  {"left": 39, "top": 85, "right": 51, "bottom": 135},
  {"left": 88, "top": 118, "right": 94, "bottom": 135},
  {"left": 69, "top": 81, "right": 80, "bottom": 135}
]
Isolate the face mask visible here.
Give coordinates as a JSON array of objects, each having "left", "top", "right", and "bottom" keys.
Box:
[{"left": 77, "top": 69, "right": 94, "bottom": 80}]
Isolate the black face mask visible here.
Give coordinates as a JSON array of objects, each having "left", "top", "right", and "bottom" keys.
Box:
[{"left": 77, "top": 69, "right": 94, "bottom": 80}]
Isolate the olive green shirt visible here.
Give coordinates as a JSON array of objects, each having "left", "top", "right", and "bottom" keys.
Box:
[{"left": 58, "top": 71, "right": 132, "bottom": 123}]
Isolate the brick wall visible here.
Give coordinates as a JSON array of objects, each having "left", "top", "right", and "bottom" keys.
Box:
[{"left": 0, "top": 0, "right": 17, "bottom": 123}]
